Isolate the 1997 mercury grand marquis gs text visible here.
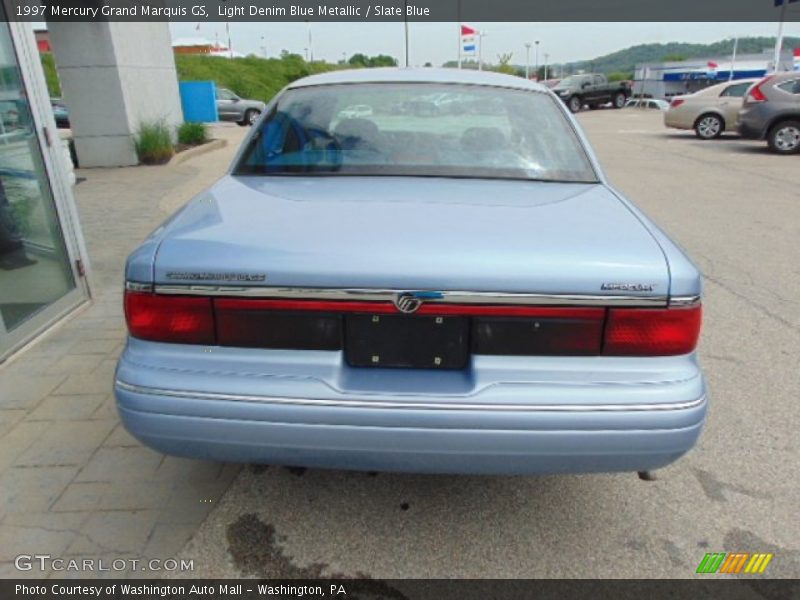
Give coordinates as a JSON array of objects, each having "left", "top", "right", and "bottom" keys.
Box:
[{"left": 115, "top": 68, "right": 706, "bottom": 475}]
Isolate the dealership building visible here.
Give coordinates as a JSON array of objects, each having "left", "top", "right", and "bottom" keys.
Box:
[{"left": 633, "top": 50, "right": 798, "bottom": 99}]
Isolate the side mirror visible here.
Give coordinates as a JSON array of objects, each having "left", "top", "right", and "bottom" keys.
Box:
[{"left": 231, "top": 96, "right": 240, "bottom": 103}]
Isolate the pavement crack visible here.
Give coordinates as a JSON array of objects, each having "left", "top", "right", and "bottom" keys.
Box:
[{"left": 704, "top": 276, "right": 798, "bottom": 332}]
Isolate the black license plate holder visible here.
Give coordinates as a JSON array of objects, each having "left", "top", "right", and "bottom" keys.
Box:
[{"left": 344, "top": 314, "right": 469, "bottom": 369}]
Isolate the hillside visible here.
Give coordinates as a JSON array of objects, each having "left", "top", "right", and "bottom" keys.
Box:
[
  {"left": 173, "top": 53, "right": 339, "bottom": 102},
  {"left": 560, "top": 37, "right": 800, "bottom": 76}
]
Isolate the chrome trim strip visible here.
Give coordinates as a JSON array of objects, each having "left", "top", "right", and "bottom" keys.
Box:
[
  {"left": 116, "top": 380, "right": 705, "bottom": 413},
  {"left": 125, "top": 281, "right": 153, "bottom": 292},
  {"left": 150, "top": 285, "right": 669, "bottom": 307},
  {"left": 669, "top": 295, "right": 702, "bottom": 307}
]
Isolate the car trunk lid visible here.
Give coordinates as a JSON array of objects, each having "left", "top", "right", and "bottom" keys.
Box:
[{"left": 152, "top": 175, "right": 669, "bottom": 297}]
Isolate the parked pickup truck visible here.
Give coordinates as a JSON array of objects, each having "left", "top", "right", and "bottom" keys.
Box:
[{"left": 552, "top": 74, "right": 631, "bottom": 113}]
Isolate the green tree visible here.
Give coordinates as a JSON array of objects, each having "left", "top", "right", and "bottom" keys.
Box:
[
  {"left": 607, "top": 71, "right": 633, "bottom": 82},
  {"left": 493, "top": 52, "right": 515, "bottom": 75},
  {"left": 348, "top": 53, "right": 398, "bottom": 68},
  {"left": 348, "top": 53, "right": 370, "bottom": 68}
]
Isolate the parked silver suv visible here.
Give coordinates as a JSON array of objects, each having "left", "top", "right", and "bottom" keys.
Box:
[{"left": 739, "top": 73, "right": 800, "bottom": 154}]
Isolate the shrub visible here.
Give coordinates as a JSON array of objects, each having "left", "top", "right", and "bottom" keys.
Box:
[
  {"left": 134, "top": 120, "right": 174, "bottom": 164},
  {"left": 177, "top": 121, "right": 209, "bottom": 146}
]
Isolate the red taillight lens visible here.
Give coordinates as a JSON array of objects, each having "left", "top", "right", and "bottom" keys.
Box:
[
  {"left": 670, "top": 98, "right": 685, "bottom": 108},
  {"left": 124, "top": 291, "right": 215, "bottom": 344},
  {"left": 604, "top": 305, "right": 702, "bottom": 356},
  {"left": 747, "top": 77, "right": 773, "bottom": 103}
]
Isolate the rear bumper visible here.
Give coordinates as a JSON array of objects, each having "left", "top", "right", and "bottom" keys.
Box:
[
  {"left": 664, "top": 112, "right": 693, "bottom": 131},
  {"left": 738, "top": 107, "right": 768, "bottom": 139},
  {"left": 114, "top": 340, "right": 708, "bottom": 475}
]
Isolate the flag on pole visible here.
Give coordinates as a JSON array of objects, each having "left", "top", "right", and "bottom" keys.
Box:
[
  {"left": 461, "top": 24, "right": 476, "bottom": 55},
  {"left": 707, "top": 61, "right": 718, "bottom": 69}
]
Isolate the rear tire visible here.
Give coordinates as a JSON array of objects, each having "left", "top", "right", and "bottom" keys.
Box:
[
  {"left": 568, "top": 96, "right": 582, "bottom": 113},
  {"left": 767, "top": 120, "right": 800, "bottom": 154},
  {"left": 243, "top": 109, "right": 261, "bottom": 127},
  {"left": 694, "top": 113, "right": 724, "bottom": 139},
  {"left": 612, "top": 92, "right": 626, "bottom": 109}
]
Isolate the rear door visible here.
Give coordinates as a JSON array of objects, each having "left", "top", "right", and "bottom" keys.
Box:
[
  {"left": 216, "top": 88, "right": 240, "bottom": 121},
  {"left": 719, "top": 81, "right": 752, "bottom": 128}
]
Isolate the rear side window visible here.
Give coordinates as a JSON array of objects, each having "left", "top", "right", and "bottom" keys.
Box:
[
  {"left": 720, "top": 82, "right": 752, "bottom": 97},
  {"left": 777, "top": 79, "right": 800, "bottom": 95}
]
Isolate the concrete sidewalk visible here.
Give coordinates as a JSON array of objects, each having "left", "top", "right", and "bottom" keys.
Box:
[{"left": 0, "top": 125, "right": 247, "bottom": 578}]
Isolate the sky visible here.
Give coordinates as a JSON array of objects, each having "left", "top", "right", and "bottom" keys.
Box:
[{"left": 168, "top": 21, "right": 800, "bottom": 66}]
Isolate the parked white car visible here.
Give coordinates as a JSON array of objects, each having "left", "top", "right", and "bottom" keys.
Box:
[
  {"left": 625, "top": 98, "right": 669, "bottom": 111},
  {"left": 337, "top": 104, "right": 373, "bottom": 119}
]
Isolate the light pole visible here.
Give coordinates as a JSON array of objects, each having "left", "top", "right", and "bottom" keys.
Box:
[
  {"left": 534, "top": 40, "right": 540, "bottom": 80},
  {"left": 306, "top": 21, "right": 313, "bottom": 62},
  {"left": 403, "top": 0, "right": 409, "bottom": 67},
  {"left": 774, "top": 1, "right": 788, "bottom": 73},
  {"left": 524, "top": 42, "right": 531, "bottom": 79},
  {"left": 478, "top": 31, "right": 487, "bottom": 71},
  {"left": 544, "top": 53, "right": 549, "bottom": 81},
  {"left": 729, "top": 36, "right": 739, "bottom": 81}
]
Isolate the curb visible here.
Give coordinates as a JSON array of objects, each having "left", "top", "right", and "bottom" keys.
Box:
[{"left": 169, "top": 138, "right": 228, "bottom": 165}]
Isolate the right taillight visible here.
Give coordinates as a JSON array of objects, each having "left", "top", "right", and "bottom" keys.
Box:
[
  {"left": 604, "top": 304, "right": 702, "bottom": 356},
  {"left": 670, "top": 98, "right": 685, "bottom": 108},
  {"left": 747, "top": 76, "right": 773, "bottom": 103}
]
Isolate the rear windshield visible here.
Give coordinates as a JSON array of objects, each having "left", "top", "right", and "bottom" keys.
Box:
[{"left": 234, "top": 83, "right": 598, "bottom": 183}]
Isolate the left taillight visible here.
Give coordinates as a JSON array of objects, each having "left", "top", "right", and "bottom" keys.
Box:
[
  {"left": 124, "top": 291, "right": 215, "bottom": 345},
  {"left": 603, "top": 304, "right": 702, "bottom": 356}
]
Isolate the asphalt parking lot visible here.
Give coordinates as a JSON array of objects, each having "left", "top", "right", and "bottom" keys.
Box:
[{"left": 175, "top": 109, "right": 800, "bottom": 579}]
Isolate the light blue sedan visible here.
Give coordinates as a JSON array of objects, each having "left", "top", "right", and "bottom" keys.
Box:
[{"left": 115, "top": 68, "right": 706, "bottom": 475}]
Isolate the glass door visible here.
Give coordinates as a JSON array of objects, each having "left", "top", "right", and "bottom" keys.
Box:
[{"left": 0, "top": 16, "right": 88, "bottom": 361}]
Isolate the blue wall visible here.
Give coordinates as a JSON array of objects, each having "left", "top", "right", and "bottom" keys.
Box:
[{"left": 179, "top": 81, "right": 218, "bottom": 123}]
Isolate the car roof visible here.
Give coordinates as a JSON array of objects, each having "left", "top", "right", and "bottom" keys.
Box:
[
  {"left": 287, "top": 67, "right": 548, "bottom": 92},
  {"left": 769, "top": 72, "right": 800, "bottom": 82},
  {"left": 699, "top": 78, "right": 760, "bottom": 93}
]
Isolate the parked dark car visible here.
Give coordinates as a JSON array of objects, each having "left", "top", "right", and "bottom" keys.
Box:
[
  {"left": 50, "top": 98, "right": 70, "bottom": 128},
  {"left": 215, "top": 87, "right": 265, "bottom": 126},
  {"left": 552, "top": 73, "right": 631, "bottom": 113},
  {"left": 739, "top": 73, "right": 800, "bottom": 154}
]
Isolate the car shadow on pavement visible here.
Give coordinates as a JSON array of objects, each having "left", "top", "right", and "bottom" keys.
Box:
[{"left": 179, "top": 462, "right": 695, "bottom": 579}]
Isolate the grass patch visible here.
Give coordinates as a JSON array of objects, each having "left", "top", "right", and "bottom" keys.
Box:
[
  {"left": 134, "top": 120, "right": 174, "bottom": 164},
  {"left": 177, "top": 121, "right": 209, "bottom": 146},
  {"left": 40, "top": 53, "right": 61, "bottom": 97}
]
